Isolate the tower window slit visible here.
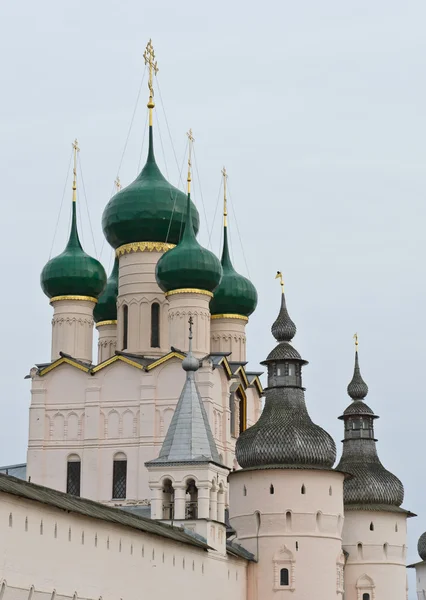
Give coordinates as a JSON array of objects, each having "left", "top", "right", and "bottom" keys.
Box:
[
  {"left": 301, "top": 484, "right": 306, "bottom": 494},
  {"left": 270, "top": 484, "right": 274, "bottom": 495},
  {"left": 370, "top": 522, "right": 374, "bottom": 531},
  {"left": 151, "top": 303, "right": 160, "bottom": 348}
]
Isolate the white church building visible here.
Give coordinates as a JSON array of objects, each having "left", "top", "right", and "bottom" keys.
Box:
[{"left": 0, "top": 41, "right": 424, "bottom": 600}]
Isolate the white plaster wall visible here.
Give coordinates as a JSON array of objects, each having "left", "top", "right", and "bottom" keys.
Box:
[
  {"left": 117, "top": 250, "right": 169, "bottom": 356},
  {"left": 229, "top": 468, "right": 345, "bottom": 599},
  {"left": 0, "top": 491, "right": 247, "bottom": 600},
  {"left": 342, "top": 510, "right": 408, "bottom": 600},
  {"left": 414, "top": 562, "right": 426, "bottom": 599},
  {"left": 51, "top": 299, "right": 95, "bottom": 363},
  {"left": 27, "top": 358, "right": 259, "bottom": 503},
  {"left": 210, "top": 317, "right": 247, "bottom": 362}
]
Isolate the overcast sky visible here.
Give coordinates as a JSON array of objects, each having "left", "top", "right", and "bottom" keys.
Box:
[{"left": 1, "top": 1, "right": 425, "bottom": 593}]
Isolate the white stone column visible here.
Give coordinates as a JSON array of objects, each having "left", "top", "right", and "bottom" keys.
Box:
[
  {"left": 96, "top": 321, "right": 117, "bottom": 363},
  {"left": 50, "top": 297, "right": 96, "bottom": 363},
  {"left": 116, "top": 245, "right": 172, "bottom": 356},
  {"left": 210, "top": 486, "right": 218, "bottom": 521},
  {"left": 166, "top": 290, "right": 211, "bottom": 356},
  {"left": 217, "top": 488, "right": 226, "bottom": 523},
  {"left": 173, "top": 484, "right": 186, "bottom": 520},
  {"left": 210, "top": 315, "right": 248, "bottom": 362},
  {"left": 198, "top": 484, "right": 211, "bottom": 519},
  {"left": 150, "top": 486, "right": 164, "bottom": 520}
]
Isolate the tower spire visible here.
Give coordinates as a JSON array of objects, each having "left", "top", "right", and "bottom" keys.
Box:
[
  {"left": 271, "top": 271, "right": 296, "bottom": 342},
  {"left": 347, "top": 333, "right": 369, "bottom": 400},
  {"left": 143, "top": 39, "right": 159, "bottom": 127},
  {"left": 72, "top": 139, "right": 79, "bottom": 203},
  {"left": 222, "top": 166, "right": 228, "bottom": 227},
  {"left": 187, "top": 129, "right": 194, "bottom": 195}
]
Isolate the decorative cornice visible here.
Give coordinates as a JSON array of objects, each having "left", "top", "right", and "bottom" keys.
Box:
[
  {"left": 165, "top": 288, "right": 213, "bottom": 298},
  {"left": 146, "top": 351, "right": 186, "bottom": 371},
  {"left": 96, "top": 320, "right": 117, "bottom": 328},
  {"left": 39, "top": 357, "right": 90, "bottom": 376},
  {"left": 50, "top": 295, "right": 98, "bottom": 304},
  {"left": 116, "top": 241, "right": 175, "bottom": 257},
  {"left": 211, "top": 313, "right": 248, "bottom": 322}
]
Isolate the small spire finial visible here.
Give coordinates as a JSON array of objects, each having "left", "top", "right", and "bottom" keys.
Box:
[
  {"left": 182, "top": 315, "right": 199, "bottom": 372},
  {"left": 275, "top": 270, "right": 284, "bottom": 294},
  {"left": 354, "top": 332, "right": 359, "bottom": 351},
  {"left": 222, "top": 166, "right": 228, "bottom": 227},
  {"left": 143, "top": 39, "right": 159, "bottom": 126},
  {"left": 71, "top": 139, "right": 80, "bottom": 203},
  {"left": 187, "top": 129, "right": 195, "bottom": 195},
  {"left": 114, "top": 176, "right": 122, "bottom": 193}
]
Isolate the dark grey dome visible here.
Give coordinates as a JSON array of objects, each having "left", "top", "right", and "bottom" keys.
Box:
[
  {"left": 271, "top": 289, "right": 296, "bottom": 342},
  {"left": 262, "top": 341, "right": 304, "bottom": 363},
  {"left": 336, "top": 440, "right": 404, "bottom": 506},
  {"left": 418, "top": 532, "right": 426, "bottom": 561},
  {"left": 343, "top": 400, "right": 376, "bottom": 417},
  {"left": 347, "top": 351, "right": 369, "bottom": 400},
  {"left": 236, "top": 387, "right": 336, "bottom": 469}
]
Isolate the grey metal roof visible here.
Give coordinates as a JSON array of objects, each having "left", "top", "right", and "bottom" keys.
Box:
[
  {"left": 347, "top": 351, "right": 369, "bottom": 400},
  {"left": 271, "top": 290, "right": 296, "bottom": 342},
  {"left": 0, "top": 473, "right": 208, "bottom": 550},
  {"left": 341, "top": 400, "right": 376, "bottom": 417},
  {"left": 147, "top": 323, "right": 222, "bottom": 466},
  {"left": 262, "top": 341, "right": 305, "bottom": 364}
]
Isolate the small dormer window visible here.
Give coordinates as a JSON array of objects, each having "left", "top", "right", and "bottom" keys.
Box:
[
  {"left": 277, "top": 367, "right": 281, "bottom": 376},
  {"left": 288, "top": 365, "right": 293, "bottom": 376}
]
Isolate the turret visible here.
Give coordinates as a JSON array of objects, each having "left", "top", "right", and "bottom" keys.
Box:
[
  {"left": 41, "top": 140, "right": 106, "bottom": 363},
  {"left": 336, "top": 336, "right": 414, "bottom": 600},
  {"left": 229, "top": 276, "right": 345, "bottom": 600},
  {"left": 94, "top": 255, "right": 119, "bottom": 363},
  {"left": 146, "top": 317, "right": 229, "bottom": 553},
  {"left": 210, "top": 168, "right": 257, "bottom": 361}
]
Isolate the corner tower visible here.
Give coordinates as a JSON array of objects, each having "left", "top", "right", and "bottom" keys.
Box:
[
  {"left": 229, "top": 276, "right": 345, "bottom": 599},
  {"left": 336, "top": 337, "right": 414, "bottom": 600},
  {"left": 102, "top": 41, "right": 200, "bottom": 357}
]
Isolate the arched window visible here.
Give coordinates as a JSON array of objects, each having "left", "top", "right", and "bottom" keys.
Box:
[
  {"left": 270, "top": 484, "right": 274, "bottom": 495},
  {"left": 67, "top": 455, "right": 81, "bottom": 496},
  {"left": 151, "top": 303, "right": 160, "bottom": 348},
  {"left": 370, "top": 522, "right": 374, "bottom": 531},
  {"left": 280, "top": 568, "right": 289, "bottom": 586},
  {"left": 237, "top": 389, "right": 247, "bottom": 434},
  {"left": 112, "top": 453, "right": 127, "bottom": 499},
  {"left": 285, "top": 511, "right": 292, "bottom": 530},
  {"left": 185, "top": 479, "right": 198, "bottom": 519},
  {"left": 362, "top": 594, "right": 370, "bottom": 600},
  {"left": 301, "top": 484, "right": 306, "bottom": 494},
  {"left": 122, "top": 305, "right": 128, "bottom": 350}
]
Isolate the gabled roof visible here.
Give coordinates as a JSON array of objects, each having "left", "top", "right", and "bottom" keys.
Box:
[{"left": 38, "top": 352, "right": 92, "bottom": 376}]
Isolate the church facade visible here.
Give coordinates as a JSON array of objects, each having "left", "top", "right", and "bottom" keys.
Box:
[{"left": 0, "top": 41, "right": 421, "bottom": 600}]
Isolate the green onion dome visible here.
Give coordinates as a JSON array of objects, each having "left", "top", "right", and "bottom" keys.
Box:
[
  {"left": 155, "top": 193, "right": 222, "bottom": 293},
  {"left": 41, "top": 201, "right": 107, "bottom": 300},
  {"left": 94, "top": 257, "right": 119, "bottom": 323},
  {"left": 210, "top": 225, "right": 257, "bottom": 317},
  {"left": 102, "top": 126, "right": 200, "bottom": 249}
]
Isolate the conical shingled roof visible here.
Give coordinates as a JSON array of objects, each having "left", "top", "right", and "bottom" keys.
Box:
[
  {"left": 148, "top": 319, "right": 222, "bottom": 465},
  {"left": 336, "top": 349, "right": 404, "bottom": 508}
]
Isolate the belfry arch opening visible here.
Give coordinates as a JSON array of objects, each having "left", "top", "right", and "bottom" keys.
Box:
[
  {"left": 162, "top": 478, "right": 174, "bottom": 519},
  {"left": 185, "top": 479, "right": 198, "bottom": 519}
]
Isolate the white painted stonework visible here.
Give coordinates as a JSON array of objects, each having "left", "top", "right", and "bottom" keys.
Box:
[
  {"left": 414, "top": 561, "right": 426, "bottom": 599},
  {"left": 50, "top": 298, "right": 95, "bottom": 363},
  {"left": 96, "top": 321, "right": 117, "bottom": 363},
  {"left": 210, "top": 316, "right": 247, "bottom": 362}
]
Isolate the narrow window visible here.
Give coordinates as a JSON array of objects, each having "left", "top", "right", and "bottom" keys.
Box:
[
  {"left": 357, "top": 543, "right": 363, "bottom": 559},
  {"left": 301, "top": 484, "right": 306, "bottom": 494},
  {"left": 67, "top": 456, "right": 81, "bottom": 496},
  {"left": 122, "top": 304, "right": 128, "bottom": 350},
  {"left": 288, "top": 365, "right": 293, "bottom": 376},
  {"left": 362, "top": 594, "right": 370, "bottom": 600},
  {"left": 395, "top": 523, "right": 398, "bottom": 532},
  {"left": 286, "top": 511, "right": 292, "bottom": 530},
  {"left": 280, "top": 568, "right": 289, "bottom": 586},
  {"left": 277, "top": 367, "right": 281, "bottom": 376},
  {"left": 151, "top": 303, "right": 160, "bottom": 348},
  {"left": 370, "top": 522, "right": 374, "bottom": 531},
  {"left": 8, "top": 513, "right": 12, "bottom": 527},
  {"left": 25, "top": 517, "right": 28, "bottom": 532},
  {"left": 40, "top": 520, "right": 43, "bottom": 535},
  {"left": 295, "top": 541, "right": 299, "bottom": 551},
  {"left": 329, "top": 486, "right": 332, "bottom": 496},
  {"left": 383, "top": 543, "right": 388, "bottom": 558},
  {"left": 112, "top": 457, "right": 127, "bottom": 499},
  {"left": 243, "top": 485, "right": 247, "bottom": 497},
  {"left": 270, "top": 484, "right": 274, "bottom": 495},
  {"left": 238, "top": 390, "right": 247, "bottom": 434}
]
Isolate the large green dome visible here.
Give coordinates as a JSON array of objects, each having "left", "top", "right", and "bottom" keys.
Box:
[
  {"left": 94, "top": 257, "right": 119, "bottom": 322},
  {"left": 102, "top": 127, "right": 200, "bottom": 249},
  {"left": 41, "top": 202, "right": 107, "bottom": 300},
  {"left": 156, "top": 193, "right": 222, "bottom": 293},
  {"left": 210, "top": 226, "right": 257, "bottom": 317}
]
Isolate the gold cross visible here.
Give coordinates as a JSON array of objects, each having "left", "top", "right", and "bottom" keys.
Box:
[
  {"left": 187, "top": 129, "right": 195, "bottom": 194},
  {"left": 115, "top": 176, "right": 122, "bottom": 192},
  {"left": 354, "top": 332, "right": 359, "bottom": 350},
  {"left": 222, "top": 167, "right": 228, "bottom": 226},
  {"left": 71, "top": 139, "right": 80, "bottom": 201},
  {"left": 275, "top": 271, "right": 284, "bottom": 292},
  {"left": 144, "top": 39, "right": 159, "bottom": 120}
]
